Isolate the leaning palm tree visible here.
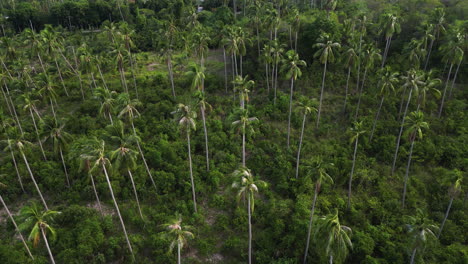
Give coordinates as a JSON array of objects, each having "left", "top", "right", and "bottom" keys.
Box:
[
  {"left": 19, "top": 203, "right": 59, "bottom": 264},
  {"left": 348, "top": 121, "right": 366, "bottom": 209},
  {"left": 172, "top": 103, "right": 198, "bottom": 213},
  {"left": 402, "top": 111, "right": 429, "bottom": 208},
  {"left": 81, "top": 139, "right": 134, "bottom": 257},
  {"left": 281, "top": 50, "right": 306, "bottom": 148},
  {"left": 342, "top": 47, "right": 358, "bottom": 112},
  {"left": 161, "top": 214, "right": 194, "bottom": 264},
  {"left": 295, "top": 99, "right": 318, "bottom": 179},
  {"left": 195, "top": 90, "right": 212, "bottom": 172},
  {"left": 438, "top": 173, "right": 462, "bottom": 238},
  {"left": 0, "top": 112, "right": 25, "bottom": 192},
  {"left": 379, "top": 13, "right": 401, "bottom": 67},
  {"left": 232, "top": 75, "right": 254, "bottom": 110},
  {"left": 314, "top": 210, "right": 353, "bottom": 264},
  {"left": 118, "top": 93, "right": 157, "bottom": 191},
  {"left": 424, "top": 8, "right": 446, "bottom": 70},
  {"left": 406, "top": 209, "right": 438, "bottom": 264},
  {"left": 0, "top": 182, "right": 34, "bottom": 260},
  {"left": 369, "top": 67, "right": 399, "bottom": 141},
  {"left": 313, "top": 34, "right": 341, "bottom": 127},
  {"left": 232, "top": 109, "right": 259, "bottom": 167},
  {"left": 20, "top": 91, "right": 47, "bottom": 160},
  {"left": 231, "top": 167, "right": 267, "bottom": 264},
  {"left": 94, "top": 87, "right": 117, "bottom": 125},
  {"left": 303, "top": 157, "right": 334, "bottom": 264}
]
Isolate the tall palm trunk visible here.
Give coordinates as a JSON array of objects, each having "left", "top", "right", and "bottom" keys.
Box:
[
  {"left": 242, "top": 131, "right": 246, "bottom": 167},
  {"left": 59, "top": 51, "right": 84, "bottom": 99},
  {"left": 223, "top": 47, "right": 228, "bottom": 93},
  {"left": 369, "top": 96, "right": 385, "bottom": 141},
  {"left": 97, "top": 64, "right": 109, "bottom": 91},
  {"left": 128, "top": 170, "right": 143, "bottom": 220},
  {"left": 448, "top": 60, "right": 461, "bottom": 100},
  {"left": 348, "top": 137, "right": 359, "bottom": 209},
  {"left": 59, "top": 146, "right": 70, "bottom": 187},
  {"left": 354, "top": 67, "right": 368, "bottom": 120},
  {"left": 127, "top": 52, "right": 138, "bottom": 99},
  {"left": 265, "top": 61, "right": 270, "bottom": 95},
  {"left": 200, "top": 105, "right": 210, "bottom": 171},
  {"left": 40, "top": 226, "right": 55, "bottom": 264},
  {"left": 3, "top": 84, "right": 24, "bottom": 135},
  {"left": 102, "top": 165, "right": 134, "bottom": 256},
  {"left": 240, "top": 55, "right": 243, "bottom": 76},
  {"left": 303, "top": 182, "right": 319, "bottom": 264},
  {"left": 21, "top": 151, "right": 48, "bottom": 210},
  {"left": 391, "top": 89, "right": 413, "bottom": 175},
  {"left": 382, "top": 37, "right": 392, "bottom": 68},
  {"left": 89, "top": 172, "right": 103, "bottom": 215},
  {"left": 167, "top": 57, "right": 176, "bottom": 98},
  {"left": 186, "top": 130, "right": 197, "bottom": 213},
  {"left": 397, "top": 85, "right": 408, "bottom": 120},
  {"left": 410, "top": 248, "right": 417, "bottom": 264},
  {"left": 438, "top": 63, "right": 453, "bottom": 118},
  {"left": 248, "top": 194, "right": 252, "bottom": 264},
  {"left": 402, "top": 139, "right": 415, "bottom": 208},
  {"left": 119, "top": 67, "right": 128, "bottom": 94},
  {"left": 49, "top": 97, "right": 57, "bottom": 122},
  {"left": 10, "top": 144, "right": 25, "bottom": 192},
  {"left": 256, "top": 25, "right": 261, "bottom": 57},
  {"left": 438, "top": 196, "right": 454, "bottom": 238},
  {"left": 287, "top": 78, "right": 294, "bottom": 148},
  {"left": 55, "top": 58, "right": 69, "bottom": 96},
  {"left": 177, "top": 243, "right": 181, "bottom": 264},
  {"left": 343, "top": 67, "right": 351, "bottom": 113},
  {"left": 295, "top": 111, "right": 307, "bottom": 179},
  {"left": 0, "top": 195, "right": 34, "bottom": 260},
  {"left": 330, "top": 255, "right": 333, "bottom": 264},
  {"left": 424, "top": 38, "right": 435, "bottom": 71},
  {"left": 29, "top": 108, "right": 47, "bottom": 161},
  {"left": 131, "top": 121, "right": 157, "bottom": 191},
  {"left": 272, "top": 60, "right": 277, "bottom": 104},
  {"left": 316, "top": 60, "right": 327, "bottom": 128}
]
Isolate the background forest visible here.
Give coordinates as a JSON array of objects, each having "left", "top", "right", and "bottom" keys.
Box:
[{"left": 0, "top": 0, "right": 467, "bottom": 263}]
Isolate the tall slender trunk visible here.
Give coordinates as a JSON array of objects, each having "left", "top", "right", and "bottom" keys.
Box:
[
  {"left": 119, "top": 68, "right": 128, "bottom": 94},
  {"left": 354, "top": 67, "right": 368, "bottom": 120},
  {"left": 348, "top": 137, "right": 359, "bottom": 209},
  {"left": 265, "top": 62, "right": 270, "bottom": 95},
  {"left": 242, "top": 131, "right": 246, "bottom": 167},
  {"left": 187, "top": 131, "right": 197, "bottom": 213},
  {"left": 409, "top": 247, "right": 417, "bottom": 264},
  {"left": 102, "top": 165, "right": 134, "bottom": 256},
  {"left": 177, "top": 243, "right": 181, "bottom": 264},
  {"left": 274, "top": 60, "right": 279, "bottom": 99},
  {"left": 382, "top": 37, "right": 392, "bottom": 68},
  {"left": 37, "top": 54, "right": 47, "bottom": 73},
  {"left": 397, "top": 86, "right": 408, "bottom": 121},
  {"left": 233, "top": 0, "right": 237, "bottom": 19},
  {"left": 369, "top": 96, "right": 385, "bottom": 141},
  {"left": 29, "top": 108, "right": 47, "bottom": 161},
  {"left": 438, "top": 63, "right": 453, "bottom": 118},
  {"left": 55, "top": 58, "right": 69, "bottom": 96},
  {"left": 89, "top": 172, "right": 102, "bottom": 215},
  {"left": 41, "top": 227, "right": 55, "bottom": 264},
  {"left": 287, "top": 78, "right": 294, "bottom": 148},
  {"left": 248, "top": 194, "right": 252, "bottom": 264},
  {"left": 223, "top": 47, "right": 228, "bottom": 93},
  {"left": 10, "top": 144, "right": 25, "bottom": 192},
  {"left": 0, "top": 195, "right": 34, "bottom": 260},
  {"left": 21, "top": 152, "right": 48, "bottom": 210},
  {"left": 392, "top": 89, "right": 413, "bottom": 175},
  {"left": 424, "top": 38, "right": 434, "bottom": 71},
  {"left": 402, "top": 139, "right": 415, "bottom": 208},
  {"left": 303, "top": 182, "right": 319, "bottom": 264},
  {"left": 329, "top": 255, "right": 333, "bottom": 264},
  {"left": 316, "top": 61, "right": 327, "bottom": 128},
  {"left": 49, "top": 97, "right": 57, "bottom": 122},
  {"left": 3, "top": 84, "right": 24, "bottom": 135},
  {"left": 167, "top": 57, "right": 176, "bottom": 98},
  {"left": 131, "top": 121, "right": 157, "bottom": 191},
  {"left": 240, "top": 55, "right": 243, "bottom": 77},
  {"left": 295, "top": 31, "right": 298, "bottom": 52},
  {"left": 438, "top": 196, "right": 454, "bottom": 238},
  {"left": 127, "top": 52, "right": 138, "bottom": 99},
  {"left": 234, "top": 51, "right": 238, "bottom": 76},
  {"left": 201, "top": 105, "right": 210, "bottom": 171},
  {"left": 343, "top": 67, "right": 351, "bottom": 113},
  {"left": 59, "top": 146, "right": 70, "bottom": 187},
  {"left": 272, "top": 60, "right": 277, "bottom": 104},
  {"left": 296, "top": 112, "right": 307, "bottom": 179},
  {"left": 128, "top": 170, "right": 143, "bottom": 220},
  {"left": 97, "top": 64, "right": 109, "bottom": 91},
  {"left": 448, "top": 60, "right": 461, "bottom": 100},
  {"left": 256, "top": 25, "right": 261, "bottom": 57}
]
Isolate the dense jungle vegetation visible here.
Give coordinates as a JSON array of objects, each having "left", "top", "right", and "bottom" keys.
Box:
[{"left": 0, "top": 0, "right": 467, "bottom": 263}]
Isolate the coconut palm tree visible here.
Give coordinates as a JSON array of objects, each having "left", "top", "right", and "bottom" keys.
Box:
[
  {"left": 343, "top": 47, "right": 358, "bottom": 113},
  {"left": 116, "top": 23, "right": 138, "bottom": 98},
  {"left": 391, "top": 69, "right": 424, "bottom": 175},
  {"left": 118, "top": 93, "right": 157, "bottom": 191},
  {"left": 173, "top": 103, "right": 198, "bottom": 213},
  {"left": 379, "top": 13, "right": 401, "bottom": 67},
  {"left": 348, "top": 121, "right": 366, "bottom": 209},
  {"left": 110, "top": 143, "right": 144, "bottom": 220},
  {"left": 282, "top": 50, "right": 306, "bottom": 148},
  {"left": 0, "top": 182, "right": 34, "bottom": 260},
  {"left": 233, "top": 75, "right": 254, "bottom": 110},
  {"left": 160, "top": 46, "right": 176, "bottom": 98},
  {"left": 195, "top": 90, "right": 212, "bottom": 172},
  {"left": 438, "top": 173, "right": 462, "bottom": 238},
  {"left": 0, "top": 113, "right": 25, "bottom": 192},
  {"left": 231, "top": 167, "right": 267, "bottom": 264},
  {"left": 424, "top": 8, "right": 446, "bottom": 70},
  {"left": 20, "top": 91, "right": 47, "bottom": 160},
  {"left": 354, "top": 43, "right": 381, "bottom": 120},
  {"left": 271, "top": 40, "right": 285, "bottom": 104},
  {"left": 369, "top": 67, "right": 399, "bottom": 141},
  {"left": 94, "top": 87, "right": 117, "bottom": 125},
  {"left": 295, "top": 99, "right": 317, "bottom": 179},
  {"left": 314, "top": 34, "right": 341, "bottom": 127},
  {"left": 314, "top": 210, "right": 352, "bottom": 264},
  {"left": 37, "top": 73, "right": 59, "bottom": 122},
  {"left": 417, "top": 71, "right": 441, "bottom": 109},
  {"left": 42, "top": 119, "right": 73, "bottom": 187},
  {"left": 161, "top": 214, "right": 194, "bottom": 264},
  {"left": 19, "top": 203, "right": 58, "bottom": 264},
  {"left": 232, "top": 109, "right": 259, "bottom": 167},
  {"left": 303, "top": 157, "right": 334, "bottom": 264},
  {"left": 81, "top": 139, "right": 134, "bottom": 256},
  {"left": 406, "top": 209, "right": 438, "bottom": 264},
  {"left": 111, "top": 43, "right": 129, "bottom": 94},
  {"left": 402, "top": 111, "right": 429, "bottom": 208}
]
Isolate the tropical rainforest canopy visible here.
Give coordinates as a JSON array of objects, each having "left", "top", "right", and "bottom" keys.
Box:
[{"left": 0, "top": 0, "right": 467, "bottom": 263}]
